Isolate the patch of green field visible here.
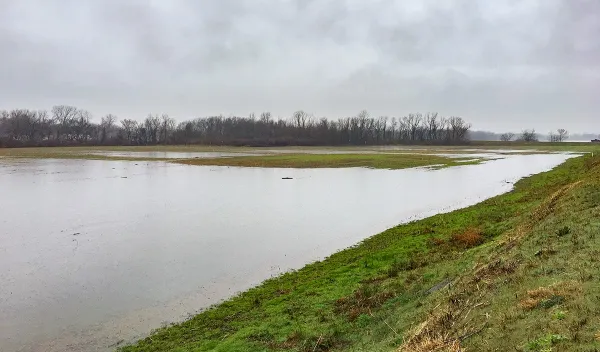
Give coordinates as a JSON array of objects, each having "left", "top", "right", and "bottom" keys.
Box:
[
  {"left": 175, "top": 153, "right": 481, "bottom": 169},
  {"left": 118, "top": 152, "right": 600, "bottom": 351},
  {"left": 0, "top": 147, "right": 485, "bottom": 170}
]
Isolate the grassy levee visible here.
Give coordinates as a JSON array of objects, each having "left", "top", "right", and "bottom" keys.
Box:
[{"left": 119, "top": 152, "right": 600, "bottom": 351}]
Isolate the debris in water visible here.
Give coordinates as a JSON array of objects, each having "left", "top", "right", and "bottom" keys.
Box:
[
  {"left": 121, "top": 176, "right": 128, "bottom": 179},
  {"left": 72, "top": 232, "right": 81, "bottom": 236},
  {"left": 282, "top": 177, "right": 293, "bottom": 180}
]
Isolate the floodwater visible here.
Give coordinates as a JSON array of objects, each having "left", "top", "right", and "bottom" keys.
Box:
[
  {"left": 86, "top": 149, "right": 503, "bottom": 160},
  {"left": 0, "top": 153, "right": 574, "bottom": 352},
  {"left": 87, "top": 151, "right": 260, "bottom": 159}
]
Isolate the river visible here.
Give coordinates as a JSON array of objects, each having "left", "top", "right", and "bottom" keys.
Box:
[{"left": 0, "top": 153, "right": 574, "bottom": 351}]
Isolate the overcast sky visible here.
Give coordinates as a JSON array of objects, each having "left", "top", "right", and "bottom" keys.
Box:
[{"left": 1, "top": 0, "right": 598, "bottom": 132}]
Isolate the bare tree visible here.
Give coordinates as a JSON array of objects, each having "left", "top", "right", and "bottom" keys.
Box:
[
  {"left": 389, "top": 117, "right": 398, "bottom": 141},
  {"left": 519, "top": 129, "right": 538, "bottom": 142},
  {"left": 120, "top": 119, "right": 136, "bottom": 143},
  {"left": 144, "top": 114, "right": 161, "bottom": 144},
  {"left": 292, "top": 110, "right": 308, "bottom": 129},
  {"left": 37, "top": 110, "right": 52, "bottom": 141},
  {"left": 500, "top": 132, "right": 515, "bottom": 142},
  {"left": 557, "top": 128, "right": 569, "bottom": 142},
  {"left": 448, "top": 116, "right": 471, "bottom": 143},
  {"left": 259, "top": 112, "right": 272, "bottom": 124},
  {"left": 4, "top": 109, "right": 41, "bottom": 141},
  {"left": 376, "top": 116, "right": 388, "bottom": 143},
  {"left": 100, "top": 114, "right": 117, "bottom": 143},
  {"left": 160, "top": 114, "right": 176, "bottom": 144},
  {"left": 405, "top": 113, "right": 422, "bottom": 142},
  {"left": 425, "top": 112, "right": 439, "bottom": 141},
  {"left": 52, "top": 105, "right": 79, "bottom": 141},
  {"left": 73, "top": 110, "right": 92, "bottom": 142}
]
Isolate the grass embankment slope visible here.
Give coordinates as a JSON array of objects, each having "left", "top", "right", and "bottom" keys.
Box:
[
  {"left": 120, "top": 152, "right": 600, "bottom": 352},
  {"left": 0, "top": 147, "right": 481, "bottom": 170}
]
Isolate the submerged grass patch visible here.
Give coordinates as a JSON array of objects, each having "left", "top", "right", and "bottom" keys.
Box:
[
  {"left": 175, "top": 153, "right": 481, "bottom": 169},
  {"left": 0, "top": 147, "right": 484, "bottom": 170},
  {"left": 119, "top": 150, "right": 600, "bottom": 351}
]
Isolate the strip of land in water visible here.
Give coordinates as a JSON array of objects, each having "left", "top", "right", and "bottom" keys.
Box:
[
  {"left": 0, "top": 146, "right": 486, "bottom": 169},
  {"left": 174, "top": 153, "right": 483, "bottom": 169},
  {"left": 115, "top": 151, "right": 600, "bottom": 351},
  {"left": 2, "top": 142, "right": 594, "bottom": 170}
]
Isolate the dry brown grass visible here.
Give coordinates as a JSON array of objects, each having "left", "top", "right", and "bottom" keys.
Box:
[
  {"left": 471, "top": 258, "right": 519, "bottom": 284},
  {"left": 398, "top": 308, "right": 468, "bottom": 352},
  {"left": 399, "top": 331, "right": 462, "bottom": 352},
  {"left": 519, "top": 281, "right": 582, "bottom": 310},
  {"left": 449, "top": 228, "right": 484, "bottom": 249}
]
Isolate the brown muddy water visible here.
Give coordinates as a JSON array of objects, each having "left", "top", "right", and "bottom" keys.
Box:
[{"left": 0, "top": 153, "right": 574, "bottom": 351}]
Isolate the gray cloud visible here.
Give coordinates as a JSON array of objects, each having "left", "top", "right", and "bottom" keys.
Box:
[{"left": 0, "top": 0, "right": 598, "bottom": 132}]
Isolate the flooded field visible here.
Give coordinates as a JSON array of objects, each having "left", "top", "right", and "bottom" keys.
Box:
[{"left": 0, "top": 153, "right": 574, "bottom": 352}]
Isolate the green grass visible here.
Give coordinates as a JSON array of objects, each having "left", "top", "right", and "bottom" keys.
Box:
[
  {"left": 118, "top": 151, "right": 600, "bottom": 351},
  {"left": 175, "top": 153, "right": 481, "bottom": 169},
  {"left": 0, "top": 147, "right": 484, "bottom": 170}
]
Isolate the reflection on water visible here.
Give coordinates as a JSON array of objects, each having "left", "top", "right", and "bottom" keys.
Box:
[{"left": 0, "top": 153, "right": 574, "bottom": 351}]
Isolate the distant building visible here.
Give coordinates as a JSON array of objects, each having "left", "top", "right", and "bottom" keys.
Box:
[{"left": 592, "top": 139, "right": 600, "bottom": 143}]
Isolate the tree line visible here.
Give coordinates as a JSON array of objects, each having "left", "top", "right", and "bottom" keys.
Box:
[
  {"left": 0, "top": 106, "right": 473, "bottom": 147},
  {"left": 499, "top": 129, "right": 569, "bottom": 142}
]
